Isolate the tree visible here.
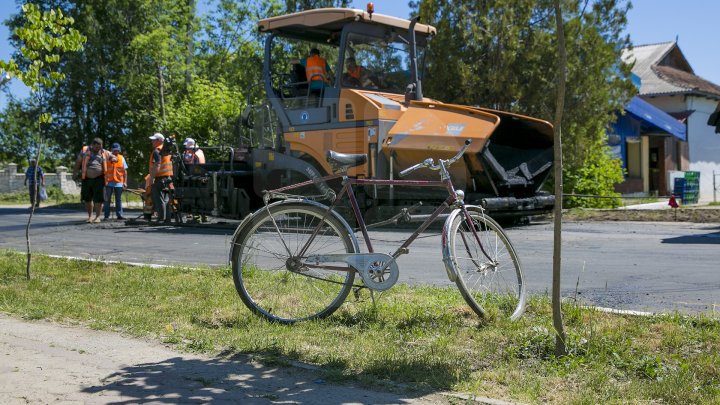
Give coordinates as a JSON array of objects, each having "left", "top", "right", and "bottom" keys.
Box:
[
  {"left": 412, "top": 0, "right": 634, "bottom": 206},
  {"left": 0, "top": 2, "right": 85, "bottom": 279}
]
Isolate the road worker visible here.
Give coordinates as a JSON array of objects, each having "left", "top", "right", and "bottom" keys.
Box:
[
  {"left": 182, "top": 137, "right": 206, "bottom": 165},
  {"left": 147, "top": 132, "right": 174, "bottom": 223},
  {"left": 292, "top": 48, "right": 332, "bottom": 91},
  {"left": 103, "top": 143, "right": 128, "bottom": 220},
  {"left": 81, "top": 138, "right": 116, "bottom": 223},
  {"left": 72, "top": 142, "right": 89, "bottom": 182},
  {"left": 342, "top": 57, "right": 373, "bottom": 87}
]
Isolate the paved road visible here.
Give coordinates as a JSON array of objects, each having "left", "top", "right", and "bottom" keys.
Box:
[{"left": 2, "top": 206, "right": 719, "bottom": 314}]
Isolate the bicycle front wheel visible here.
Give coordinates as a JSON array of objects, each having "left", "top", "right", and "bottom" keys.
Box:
[
  {"left": 445, "top": 206, "right": 525, "bottom": 321},
  {"left": 231, "top": 202, "right": 356, "bottom": 324}
]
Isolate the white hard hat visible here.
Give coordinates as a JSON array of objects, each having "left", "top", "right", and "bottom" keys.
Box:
[
  {"left": 183, "top": 137, "right": 196, "bottom": 147},
  {"left": 149, "top": 132, "right": 164, "bottom": 141}
]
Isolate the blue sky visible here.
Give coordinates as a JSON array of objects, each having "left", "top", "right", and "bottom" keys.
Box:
[{"left": 2, "top": 0, "right": 719, "bottom": 109}]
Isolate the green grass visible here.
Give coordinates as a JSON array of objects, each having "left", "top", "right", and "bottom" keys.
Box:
[
  {"left": 1, "top": 251, "right": 719, "bottom": 403},
  {"left": 0, "top": 187, "right": 143, "bottom": 206},
  {"left": 0, "top": 186, "right": 77, "bottom": 205}
]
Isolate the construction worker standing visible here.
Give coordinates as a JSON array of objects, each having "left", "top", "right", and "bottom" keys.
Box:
[
  {"left": 147, "top": 132, "right": 174, "bottom": 223},
  {"left": 81, "top": 138, "right": 116, "bottom": 223},
  {"left": 103, "top": 143, "right": 128, "bottom": 220}
]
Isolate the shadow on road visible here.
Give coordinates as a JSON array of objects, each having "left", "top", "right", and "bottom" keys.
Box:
[
  {"left": 81, "top": 353, "right": 437, "bottom": 404},
  {"left": 661, "top": 230, "right": 720, "bottom": 244}
]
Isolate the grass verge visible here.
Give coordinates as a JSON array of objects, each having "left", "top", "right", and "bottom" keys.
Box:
[
  {"left": 1, "top": 251, "right": 719, "bottom": 403},
  {"left": 0, "top": 188, "right": 143, "bottom": 206}
]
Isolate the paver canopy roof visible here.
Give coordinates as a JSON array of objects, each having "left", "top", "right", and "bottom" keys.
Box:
[{"left": 258, "top": 8, "right": 437, "bottom": 42}]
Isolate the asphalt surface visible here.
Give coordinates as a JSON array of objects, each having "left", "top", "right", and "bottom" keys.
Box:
[{"left": 1, "top": 206, "right": 719, "bottom": 314}]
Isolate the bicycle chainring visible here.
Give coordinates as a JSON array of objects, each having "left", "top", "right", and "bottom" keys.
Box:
[{"left": 358, "top": 256, "right": 399, "bottom": 291}]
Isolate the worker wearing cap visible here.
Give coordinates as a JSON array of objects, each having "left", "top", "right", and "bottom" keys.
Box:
[
  {"left": 147, "top": 132, "right": 173, "bottom": 222},
  {"left": 103, "top": 143, "right": 128, "bottom": 220},
  {"left": 182, "top": 137, "right": 206, "bottom": 165}
]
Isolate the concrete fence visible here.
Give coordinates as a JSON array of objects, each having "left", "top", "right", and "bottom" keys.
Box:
[{"left": 0, "top": 163, "right": 80, "bottom": 195}]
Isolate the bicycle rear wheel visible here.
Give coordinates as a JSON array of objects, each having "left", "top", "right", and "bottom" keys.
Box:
[
  {"left": 445, "top": 206, "right": 525, "bottom": 321},
  {"left": 231, "top": 202, "right": 357, "bottom": 323}
]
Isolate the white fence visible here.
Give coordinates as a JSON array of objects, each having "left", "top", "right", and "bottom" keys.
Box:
[{"left": 0, "top": 163, "right": 80, "bottom": 195}]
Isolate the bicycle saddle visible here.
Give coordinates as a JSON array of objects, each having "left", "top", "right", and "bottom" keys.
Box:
[{"left": 326, "top": 150, "right": 367, "bottom": 171}]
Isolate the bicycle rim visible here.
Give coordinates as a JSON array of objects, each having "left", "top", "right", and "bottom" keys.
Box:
[
  {"left": 231, "top": 203, "right": 356, "bottom": 323},
  {"left": 448, "top": 208, "right": 525, "bottom": 321}
]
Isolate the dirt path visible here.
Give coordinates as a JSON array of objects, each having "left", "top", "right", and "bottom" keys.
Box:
[{"left": 0, "top": 315, "right": 459, "bottom": 405}]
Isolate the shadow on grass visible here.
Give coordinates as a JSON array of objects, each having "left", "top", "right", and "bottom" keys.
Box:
[{"left": 81, "top": 352, "right": 441, "bottom": 404}]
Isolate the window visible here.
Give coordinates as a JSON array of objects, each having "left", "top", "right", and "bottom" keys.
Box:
[{"left": 342, "top": 32, "right": 425, "bottom": 93}]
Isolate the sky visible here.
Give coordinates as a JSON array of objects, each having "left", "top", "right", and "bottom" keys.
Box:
[{"left": 1, "top": 0, "right": 719, "bottom": 110}]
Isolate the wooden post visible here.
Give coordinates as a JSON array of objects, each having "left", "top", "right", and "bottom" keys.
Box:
[{"left": 552, "top": 0, "right": 567, "bottom": 356}]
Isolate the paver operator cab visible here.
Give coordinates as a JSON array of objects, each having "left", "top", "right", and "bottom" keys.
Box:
[{"left": 243, "top": 5, "right": 555, "bottom": 219}]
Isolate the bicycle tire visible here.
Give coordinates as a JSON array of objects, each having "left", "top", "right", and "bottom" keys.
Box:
[
  {"left": 231, "top": 201, "right": 357, "bottom": 324},
  {"left": 445, "top": 206, "right": 525, "bottom": 321}
]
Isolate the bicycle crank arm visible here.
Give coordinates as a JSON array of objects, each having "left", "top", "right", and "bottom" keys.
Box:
[{"left": 305, "top": 253, "right": 400, "bottom": 291}]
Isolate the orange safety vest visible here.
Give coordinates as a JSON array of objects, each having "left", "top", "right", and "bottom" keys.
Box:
[
  {"left": 81, "top": 148, "right": 109, "bottom": 180},
  {"left": 104, "top": 154, "right": 126, "bottom": 185},
  {"left": 149, "top": 146, "right": 173, "bottom": 177},
  {"left": 305, "top": 54, "right": 327, "bottom": 82},
  {"left": 347, "top": 65, "right": 361, "bottom": 80}
]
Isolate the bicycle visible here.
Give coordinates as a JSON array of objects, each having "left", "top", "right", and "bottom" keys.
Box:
[{"left": 229, "top": 139, "right": 525, "bottom": 324}]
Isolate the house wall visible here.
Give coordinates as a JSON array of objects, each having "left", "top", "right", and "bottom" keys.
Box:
[
  {"left": 686, "top": 96, "right": 720, "bottom": 202},
  {"left": 642, "top": 95, "right": 720, "bottom": 202}
]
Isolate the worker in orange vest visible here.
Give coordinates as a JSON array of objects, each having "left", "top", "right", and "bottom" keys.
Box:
[
  {"left": 103, "top": 143, "right": 128, "bottom": 220},
  {"left": 147, "top": 132, "right": 174, "bottom": 223},
  {"left": 80, "top": 138, "right": 116, "bottom": 223},
  {"left": 342, "top": 56, "right": 373, "bottom": 87},
  {"left": 72, "top": 143, "right": 89, "bottom": 182},
  {"left": 293, "top": 48, "right": 332, "bottom": 92}
]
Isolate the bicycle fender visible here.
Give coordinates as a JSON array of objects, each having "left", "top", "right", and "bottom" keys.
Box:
[{"left": 441, "top": 205, "right": 486, "bottom": 283}]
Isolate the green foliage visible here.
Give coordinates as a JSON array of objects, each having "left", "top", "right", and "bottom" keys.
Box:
[
  {"left": 564, "top": 136, "right": 625, "bottom": 208},
  {"left": 0, "top": 2, "right": 85, "bottom": 171},
  {"left": 0, "top": 3, "right": 86, "bottom": 102},
  {"left": 414, "top": 0, "right": 636, "bottom": 198},
  {"left": 165, "top": 78, "right": 244, "bottom": 146}
]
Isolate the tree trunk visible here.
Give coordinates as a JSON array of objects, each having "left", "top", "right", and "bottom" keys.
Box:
[
  {"left": 26, "top": 90, "right": 44, "bottom": 280},
  {"left": 185, "top": 0, "right": 195, "bottom": 88},
  {"left": 157, "top": 64, "right": 166, "bottom": 123},
  {"left": 552, "top": 0, "right": 567, "bottom": 356}
]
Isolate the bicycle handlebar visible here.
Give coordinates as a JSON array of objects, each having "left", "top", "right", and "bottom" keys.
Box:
[{"left": 398, "top": 139, "right": 472, "bottom": 178}]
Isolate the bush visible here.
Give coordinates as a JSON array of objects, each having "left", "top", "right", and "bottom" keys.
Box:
[{"left": 564, "top": 138, "right": 624, "bottom": 209}]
